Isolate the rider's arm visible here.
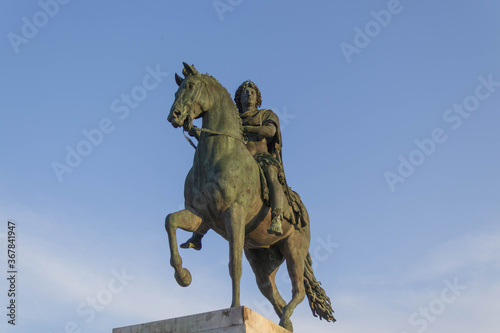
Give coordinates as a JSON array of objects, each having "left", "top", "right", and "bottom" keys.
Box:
[{"left": 243, "top": 123, "right": 276, "bottom": 138}]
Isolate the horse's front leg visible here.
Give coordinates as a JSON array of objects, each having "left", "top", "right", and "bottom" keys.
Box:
[
  {"left": 224, "top": 205, "right": 246, "bottom": 307},
  {"left": 165, "top": 209, "right": 202, "bottom": 287}
]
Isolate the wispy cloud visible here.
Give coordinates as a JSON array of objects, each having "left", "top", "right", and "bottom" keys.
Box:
[
  {"left": 406, "top": 230, "right": 500, "bottom": 281},
  {"left": 328, "top": 227, "right": 500, "bottom": 333},
  {"left": 0, "top": 208, "right": 231, "bottom": 332},
  {"left": 2, "top": 206, "right": 499, "bottom": 333}
]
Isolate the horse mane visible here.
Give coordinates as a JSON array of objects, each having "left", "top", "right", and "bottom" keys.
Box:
[{"left": 200, "top": 74, "right": 244, "bottom": 138}]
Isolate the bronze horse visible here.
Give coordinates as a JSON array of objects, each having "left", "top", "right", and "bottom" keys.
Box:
[{"left": 166, "top": 63, "right": 335, "bottom": 331}]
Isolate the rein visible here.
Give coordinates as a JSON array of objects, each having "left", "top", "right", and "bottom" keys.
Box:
[{"left": 183, "top": 125, "right": 246, "bottom": 150}]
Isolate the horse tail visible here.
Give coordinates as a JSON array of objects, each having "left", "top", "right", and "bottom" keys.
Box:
[{"left": 303, "top": 253, "right": 336, "bottom": 322}]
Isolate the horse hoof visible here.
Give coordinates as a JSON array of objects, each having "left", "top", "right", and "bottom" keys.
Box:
[
  {"left": 279, "top": 317, "right": 293, "bottom": 332},
  {"left": 174, "top": 268, "right": 192, "bottom": 287}
]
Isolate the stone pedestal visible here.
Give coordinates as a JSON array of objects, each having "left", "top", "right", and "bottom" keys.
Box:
[{"left": 112, "top": 306, "right": 290, "bottom": 333}]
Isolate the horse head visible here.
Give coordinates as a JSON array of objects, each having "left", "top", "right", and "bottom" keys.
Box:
[{"left": 168, "top": 62, "right": 212, "bottom": 131}]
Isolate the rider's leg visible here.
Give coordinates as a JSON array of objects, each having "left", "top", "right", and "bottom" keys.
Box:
[
  {"left": 264, "top": 165, "right": 284, "bottom": 235},
  {"left": 180, "top": 221, "right": 210, "bottom": 250}
]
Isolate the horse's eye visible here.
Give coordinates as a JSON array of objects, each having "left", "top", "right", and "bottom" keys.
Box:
[{"left": 188, "top": 82, "right": 195, "bottom": 90}]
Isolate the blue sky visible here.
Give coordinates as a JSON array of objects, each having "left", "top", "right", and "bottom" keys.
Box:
[{"left": 1, "top": 1, "right": 499, "bottom": 332}]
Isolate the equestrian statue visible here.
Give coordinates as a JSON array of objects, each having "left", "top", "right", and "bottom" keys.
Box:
[{"left": 165, "top": 62, "right": 335, "bottom": 331}]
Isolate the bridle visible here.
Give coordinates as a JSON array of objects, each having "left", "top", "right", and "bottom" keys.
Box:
[{"left": 183, "top": 125, "right": 246, "bottom": 150}]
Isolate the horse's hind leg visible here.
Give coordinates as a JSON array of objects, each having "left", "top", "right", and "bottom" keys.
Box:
[
  {"left": 278, "top": 232, "right": 310, "bottom": 332},
  {"left": 165, "top": 209, "right": 202, "bottom": 287},
  {"left": 244, "top": 248, "right": 287, "bottom": 318}
]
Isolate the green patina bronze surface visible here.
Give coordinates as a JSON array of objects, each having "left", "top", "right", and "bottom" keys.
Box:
[{"left": 165, "top": 63, "right": 335, "bottom": 331}]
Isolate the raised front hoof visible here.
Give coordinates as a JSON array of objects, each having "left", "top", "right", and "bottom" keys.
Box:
[
  {"left": 180, "top": 240, "right": 202, "bottom": 251},
  {"left": 267, "top": 224, "right": 283, "bottom": 236},
  {"left": 279, "top": 317, "right": 293, "bottom": 332},
  {"left": 174, "top": 268, "right": 192, "bottom": 287}
]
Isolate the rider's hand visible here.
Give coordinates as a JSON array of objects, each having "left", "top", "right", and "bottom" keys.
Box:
[{"left": 188, "top": 127, "right": 200, "bottom": 139}]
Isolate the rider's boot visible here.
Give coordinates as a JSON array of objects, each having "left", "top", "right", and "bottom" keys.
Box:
[
  {"left": 268, "top": 207, "right": 283, "bottom": 236},
  {"left": 180, "top": 232, "right": 203, "bottom": 250}
]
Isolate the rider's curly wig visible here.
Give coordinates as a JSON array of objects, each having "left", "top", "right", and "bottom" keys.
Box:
[{"left": 234, "top": 80, "right": 262, "bottom": 113}]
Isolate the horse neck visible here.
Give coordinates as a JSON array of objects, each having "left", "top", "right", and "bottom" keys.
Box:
[
  {"left": 202, "top": 92, "right": 241, "bottom": 137},
  {"left": 200, "top": 82, "right": 242, "bottom": 136},
  {"left": 196, "top": 89, "right": 243, "bottom": 162}
]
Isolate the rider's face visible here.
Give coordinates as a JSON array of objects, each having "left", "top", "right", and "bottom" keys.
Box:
[{"left": 240, "top": 87, "right": 257, "bottom": 109}]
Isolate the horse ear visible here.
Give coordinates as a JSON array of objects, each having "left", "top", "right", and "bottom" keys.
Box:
[
  {"left": 182, "top": 62, "right": 199, "bottom": 76},
  {"left": 175, "top": 73, "right": 183, "bottom": 86}
]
